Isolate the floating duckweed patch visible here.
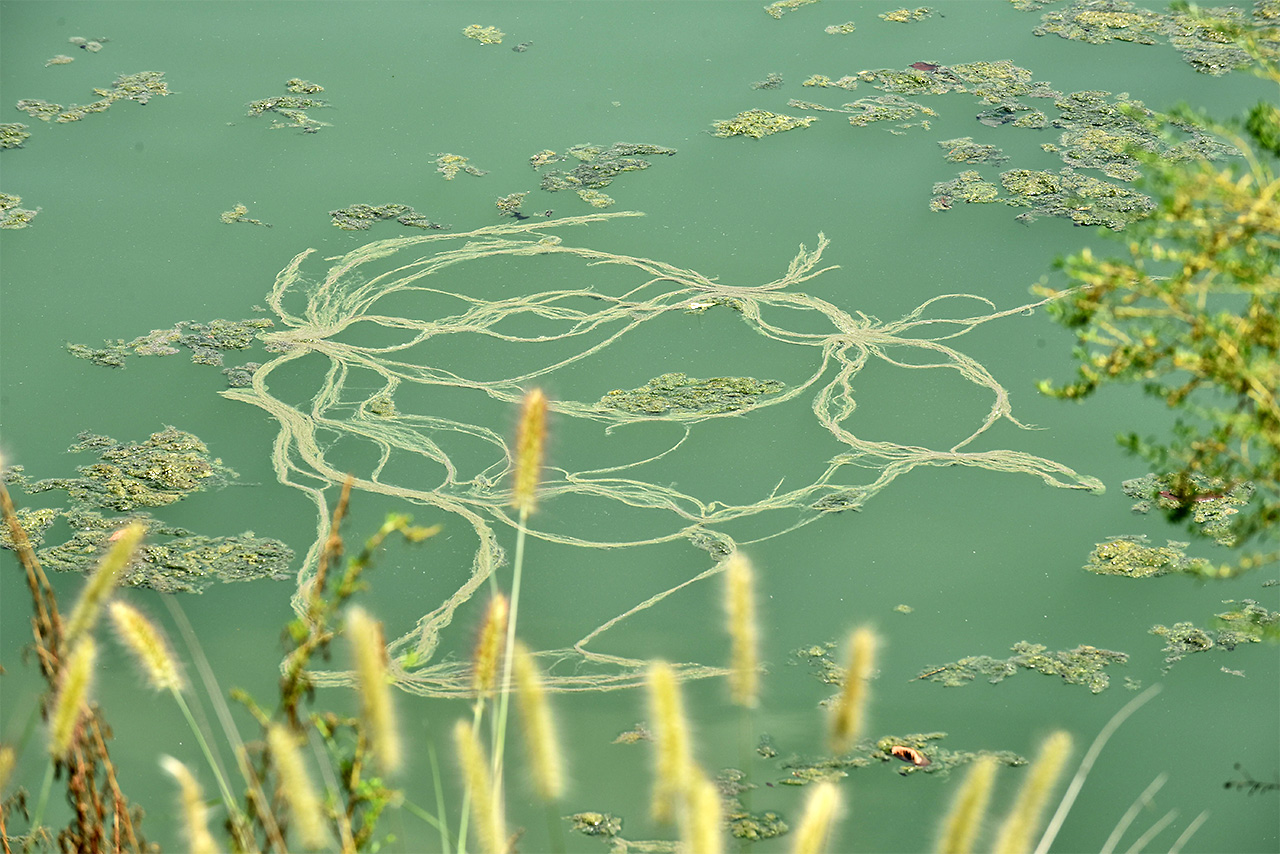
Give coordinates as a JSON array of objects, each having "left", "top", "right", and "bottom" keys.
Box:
[
  {"left": 803, "top": 74, "right": 860, "bottom": 90},
  {"left": 938, "top": 136, "right": 1009, "bottom": 164},
  {"left": 1002, "top": 167, "right": 1155, "bottom": 228},
  {"left": 15, "top": 427, "right": 233, "bottom": 512},
  {"left": 222, "top": 362, "right": 262, "bottom": 389},
  {"left": 1214, "top": 599, "right": 1280, "bottom": 641},
  {"left": 462, "top": 24, "right": 504, "bottom": 44},
  {"left": 1035, "top": 0, "right": 1168, "bottom": 44},
  {"left": 930, "top": 170, "right": 1003, "bottom": 209},
  {"left": 1084, "top": 535, "right": 1209, "bottom": 578},
  {"left": 329, "top": 203, "right": 446, "bottom": 231},
  {"left": 0, "top": 192, "right": 39, "bottom": 228},
  {"left": 495, "top": 191, "right": 530, "bottom": 218},
  {"left": 880, "top": 7, "right": 933, "bottom": 22},
  {"left": 16, "top": 71, "right": 169, "bottom": 123},
  {"left": 45, "top": 55, "right": 75, "bottom": 67},
  {"left": 1122, "top": 473, "right": 1253, "bottom": 545},
  {"left": 752, "top": 72, "right": 785, "bottom": 89},
  {"left": 600, "top": 373, "right": 786, "bottom": 416},
  {"left": 0, "top": 123, "right": 30, "bottom": 148},
  {"left": 780, "top": 732, "right": 1026, "bottom": 782},
  {"left": 917, "top": 640, "right": 1128, "bottom": 692},
  {"left": 37, "top": 521, "right": 293, "bottom": 594},
  {"left": 843, "top": 94, "right": 937, "bottom": 127},
  {"left": 577, "top": 188, "right": 614, "bottom": 208},
  {"left": 766, "top": 0, "right": 819, "bottom": 18},
  {"left": 70, "top": 318, "right": 274, "bottom": 370},
  {"left": 220, "top": 203, "right": 269, "bottom": 227},
  {"left": 825, "top": 22, "right": 858, "bottom": 34},
  {"left": 1026, "top": 0, "right": 1280, "bottom": 74},
  {"left": 434, "top": 153, "right": 487, "bottom": 180},
  {"left": 717, "top": 769, "right": 788, "bottom": 840},
  {"left": 3, "top": 434, "right": 290, "bottom": 593},
  {"left": 568, "top": 812, "right": 622, "bottom": 838},
  {"left": 712, "top": 108, "right": 817, "bottom": 138},
  {"left": 247, "top": 79, "right": 330, "bottom": 132},
  {"left": 536, "top": 142, "right": 676, "bottom": 193}
]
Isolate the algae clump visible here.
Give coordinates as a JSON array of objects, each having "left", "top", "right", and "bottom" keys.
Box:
[
  {"left": 712, "top": 109, "right": 817, "bottom": 138},
  {"left": 600, "top": 373, "right": 785, "bottom": 416}
]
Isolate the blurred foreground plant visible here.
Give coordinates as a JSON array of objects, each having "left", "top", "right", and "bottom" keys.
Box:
[{"left": 1036, "top": 19, "right": 1280, "bottom": 573}]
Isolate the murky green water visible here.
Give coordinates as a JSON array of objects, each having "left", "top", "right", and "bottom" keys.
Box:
[{"left": 2, "top": 2, "right": 1277, "bottom": 852}]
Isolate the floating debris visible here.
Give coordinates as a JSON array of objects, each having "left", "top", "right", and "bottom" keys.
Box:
[
  {"left": 0, "top": 123, "right": 30, "bottom": 148},
  {"left": 880, "top": 7, "right": 933, "bottom": 22},
  {"left": 463, "top": 24, "right": 504, "bottom": 44},
  {"left": 938, "top": 136, "right": 1009, "bottom": 164},
  {"left": 600, "top": 373, "right": 785, "bottom": 416},
  {"left": 712, "top": 108, "right": 817, "bottom": 138},
  {"left": 434, "top": 153, "right": 487, "bottom": 180},
  {"left": 791, "top": 642, "right": 845, "bottom": 685},
  {"left": 247, "top": 79, "right": 330, "bottom": 132},
  {"left": 1000, "top": 166, "right": 1155, "bottom": 228},
  {"left": 68, "top": 36, "right": 107, "bottom": 53},
  {"left": 825, "top": 22, "right": 857, "bottom": 34},
  {"left": 220, "top": 203, "right": 269, "bottom": 227},
  {"left": 894, "top": 604, "right": 914, "bottom": 614},
  {"left": 719, "top": 769, "right": 787, "bottom": 840},
  {"left": 766, "top": 0, "right": 819, "bottom": 18},
  {"left": 1122, "top": 473, "right": 1253, "bottom": 545},
  {"left": 45, "top": 55, "right": 75, "bottom": 67},
  {"left": 1084, "top": 535, "right": 1209, "bottom": 578},
  {"left": 0, "top": 192, "right": 38, "bottom": 228},
  {"left": 329, "top": 203, "right": 446, "bottom": 231},
  {"left": 512, "top": 41, "right": 533, "bottom": 52},
  {"left": 916, "top": 641, "right": 1128, "bottom": 693}
]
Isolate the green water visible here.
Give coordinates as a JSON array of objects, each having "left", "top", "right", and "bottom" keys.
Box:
[{"left": 1, "top": 2, "right": 1277, "bottom": 852}]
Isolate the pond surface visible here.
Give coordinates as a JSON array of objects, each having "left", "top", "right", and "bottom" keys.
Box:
[{"left": 1, "top": 2, "right": 1277, "bottom": 852}]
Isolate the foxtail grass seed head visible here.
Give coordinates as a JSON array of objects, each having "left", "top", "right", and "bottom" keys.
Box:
[
  {"left": 64, "top": 521, "right": 145, "bottom": 644},
  {"left": 513, "top": 641, "right": 565, "bottom": 801},
  {"left": 992, "top": 730, "right": 1073, "bottom": 854},
  {"left": 109, "top": 600, "right": 184, "bottom": 692},
  {"left": 647, "top": 660, "right": 692, "bottom": 823},
  {"left": 472, "top": 594, "right": 509, "bottom": 697},
  {"left": 0, "top": 745, "right": 13, "bottom": 794},
  {"left": 790, "top": 780, "right": 842, "bottom": 854},
  {"left": 936, "top": 755, "right": 998, "bottom": 854},
  {"left": 680, "top": 766, "right": 725, "bottom": 854},
  {"left": 160, "top": 755, "right": 220, "bottom": 854},
  {"left": 829, "top": 626, "right": 877, "bottom": 753},
  {"left": 512, "top": 387, "right": 547, "bottom": 514},
  {"left": 722, "top": 551, "right": 760, "bottom": 708},
  {"left": 49, "top": 636, "right": 96, "bottom": 760},
  {"left": 454, "top": 718, "right": 506, "bottom": 854},
  {"left": 346, "top": 606, "right": 403, "bottom": 775},
  {"left": 267, "top": 723, "right": 328, "bottom": 851}
]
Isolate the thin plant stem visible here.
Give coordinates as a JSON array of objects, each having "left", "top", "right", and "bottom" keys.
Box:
[
  {"left": 491, "top": 506, "right": 529, "bottom": 788},
  {"left": 29, "top": 759, "right": 54, "bottom": 839},
  {"left": 1034, "top": 684, "right": 1162, "bottom": 854},
  {"left": 1100, "top": 773, "right": 1167, "bottom": 854},
  {"left": 427, "top": 742, "right": 453, "bottom": 854},
  {"left": 169, "top": 688, "right": 242, "bottom": 827}
]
